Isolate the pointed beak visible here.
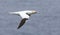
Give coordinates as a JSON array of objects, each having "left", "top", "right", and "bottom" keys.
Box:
[{"left": 35, "top": 11, "right": 37, "bottom": 13}]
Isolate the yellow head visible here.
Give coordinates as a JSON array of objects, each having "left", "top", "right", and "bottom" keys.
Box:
[{"left": 32, "top": 10, "right": 37, "bottom": 14}]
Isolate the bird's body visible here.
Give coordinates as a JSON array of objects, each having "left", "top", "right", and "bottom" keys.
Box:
[{"left": 9, "top": 10, "right": 37, "bottom": 29}]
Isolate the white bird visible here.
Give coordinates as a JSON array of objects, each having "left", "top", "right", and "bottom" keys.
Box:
[{"left": 9, "top": 10, "right": 37, "bottom": 29}]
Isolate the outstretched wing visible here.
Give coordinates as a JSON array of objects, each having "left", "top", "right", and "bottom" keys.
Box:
[
  {"left": 17, "top": 12, "right": 30, "bottom": 29},
  {"left": 17, "top": 18, "right": 28, "bottom": 29}
]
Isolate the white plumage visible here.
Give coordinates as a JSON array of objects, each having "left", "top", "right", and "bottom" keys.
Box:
[{"left": 9, "top": 10, "right": 37, "bottom": 29}]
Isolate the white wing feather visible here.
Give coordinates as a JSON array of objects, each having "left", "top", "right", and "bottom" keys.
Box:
[{"left": 19, "top": 12, "right": 29, "bottom": 19}]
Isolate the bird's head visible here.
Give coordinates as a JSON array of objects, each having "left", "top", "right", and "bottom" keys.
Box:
[
  {"left": 26, "top": 10, "right": 37, "bottom": 16},
  {"left": 31, "top": 10, "right": 37, "bottom": 14}
]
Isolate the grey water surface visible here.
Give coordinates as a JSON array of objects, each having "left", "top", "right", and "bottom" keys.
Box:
[{"left": 0, "top": 0, "right": 60, "bottom": 35}]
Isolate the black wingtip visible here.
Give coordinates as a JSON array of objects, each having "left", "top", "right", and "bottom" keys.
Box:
[
  {"left": 17, "top": 25, "right": 22, "bottom": 29},
  {"left": 17, "top": 18, "right": 28, "bottom": 29}
]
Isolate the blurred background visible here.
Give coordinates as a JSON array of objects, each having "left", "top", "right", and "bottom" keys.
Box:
[{"left": 0, "top": 0, "right": 60, "bottom": 35}]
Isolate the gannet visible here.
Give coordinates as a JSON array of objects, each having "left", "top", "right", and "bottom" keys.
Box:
[{"left": 9, "top": 10, "right": 37, "bottom": 29}]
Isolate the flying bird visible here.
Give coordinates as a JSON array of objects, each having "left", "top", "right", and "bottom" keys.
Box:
[{"left": 9, "top": 10, "right": 37, "bottom": 29}]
